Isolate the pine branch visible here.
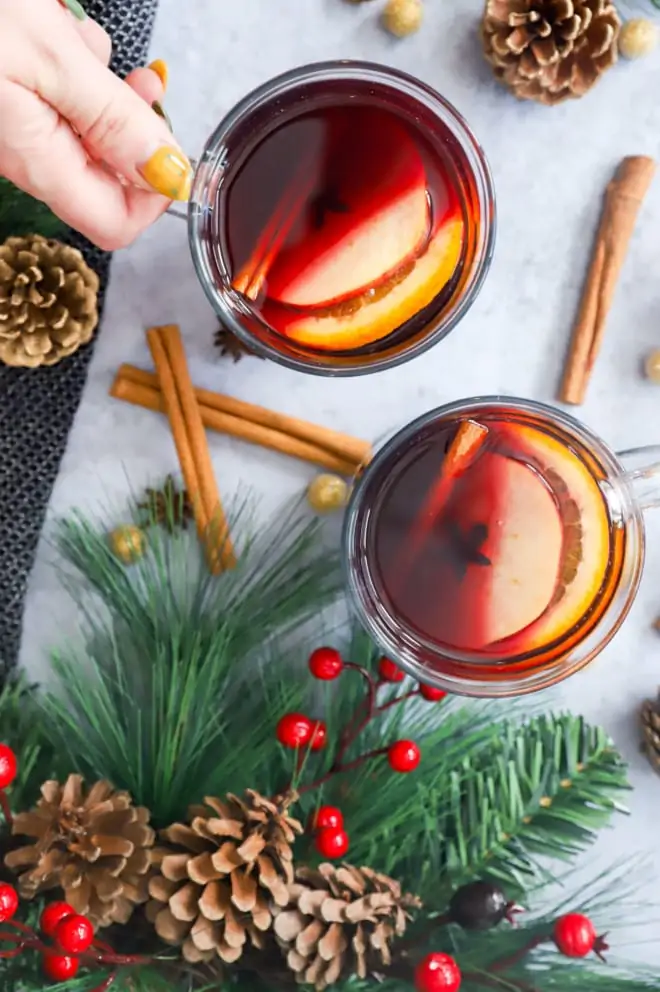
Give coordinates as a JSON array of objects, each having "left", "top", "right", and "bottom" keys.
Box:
[
  {"left": 38, "top": 496, "right": 342, "bottom": 826},
  {"left": 0, "top": 177, "right": 66, "bottom": 242}
]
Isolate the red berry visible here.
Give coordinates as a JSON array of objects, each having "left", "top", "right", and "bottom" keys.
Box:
[
  {"left": 276, "top": 713, "right": 313, "bottom": 749},
  {"left": 378, "top": 657, "right": 405, "bottom": 683},
  {"left": 415, "top": 952, "right": 462, "bottom": 992},
  {"left": 42, "top": 953, "right": 80, "bottom": 982},
  {"left": 40, "top": 901, "right": 76, "bottom": 936},
  {"left": 0, "top": 883, "right": 19, "bottom": 923},
  {"left": 0, "top": 744, "right": 17, "bottom": 790},
  {"left": 315, "top": 826, "right": 349, "bottom": 859},
  {"left": 309, "top": 720, "right": 328, "bottom": 751},
  {"left": 55, "top": 913, "right": 94, "bottom": 954},
  {"left": 311, "top": 806, "right": 344, "bottom": 832},
  {"left": 419, "top": 684, "right": 447, "bottom": 702},
  {"left": 553, "top": 913, "right": 597, "bottom": 958},
  {"left": 388, "top": 739, "right": 421, "bottom": 772},
  {"left": 309, "top": 647, "right": 344, "bottom": 680}
]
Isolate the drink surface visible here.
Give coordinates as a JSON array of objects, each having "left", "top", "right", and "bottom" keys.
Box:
[
  {"left": 222, "top": 100, "right": 467, "bottom": 353},
  {"left": 369, "top": 410, "right": 624, "bottom": 661}
]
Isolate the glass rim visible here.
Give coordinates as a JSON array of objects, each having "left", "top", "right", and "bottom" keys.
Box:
[
  {"left": 187, "top": 59, "right": 497, "bottom": 378},
  {"left": 342, "top": 395, "right": 645, "bottom": 695}
]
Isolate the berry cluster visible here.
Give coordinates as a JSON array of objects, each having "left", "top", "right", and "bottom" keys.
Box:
[
  {"left": 274, "top": 650, "right": 449, "bottom": 857},
  {"left": 310, "top": 805, "right": 349, "bottom": 858}
]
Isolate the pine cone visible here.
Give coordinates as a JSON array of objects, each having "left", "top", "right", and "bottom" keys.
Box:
[
  {"left": 0, "top": 235, "right": 99, "bottom": 368},
  {"left": 4, "top": 775, "right": 155, "bottom": 928},
  {"left": 273, "top": 863, "right": 421, "bottom": 990},
  {"left": 481, "top": 0, "right": 620, "bottom": 106},
  {"left": 147, "top": 790, "right": 303, "bottom": 965},
  {"left": 641, "top": 691, "right": 660, "bottom": 773}
]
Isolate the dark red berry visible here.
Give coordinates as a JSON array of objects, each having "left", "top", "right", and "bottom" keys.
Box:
[
  {"left": 309, "top": 647, "right": 344, "bottom": 680},
  {"left": 276, "top": 713, "right": 313, "bottom": 749},
  {"left": 311, "top": 806, "right": 344, "bottom": 832},
  {"left": 55, "top": 913, "right": 94, "bottom": 954},
  {"left": 40, "top": 901, "right": 75, "bottom": 936},
  {"left": 0, "top": 883, "right": 19, "bottom": 923},
  {"left": 414, "top": 952, "right": 462, "bottom": 992},
  {"left": 378, "top": 658, "right": 405, "bottom": 683},
  {"left": 388, "top": 740, "right": 421, "bottom": 772},
  {"left": 419, "top": 684, "right": 447, "bottom": 702},
  {"left": 42, "top": 953, "right": 80, "bottom": 982},
  {"left": 315, "top": 826, "right": 349, "bottom": 859},
  {"left": 309, "top": 720, "right": 328, "bottom": 751},
  {"left": 449, "top": 880, "right": 512, "bottom": 931},
  {"left": 553, "top": 914, "right": 599, "bottom": 958},
  {"left": 0, "top": 744, "right": 17, "bottom": 790}
]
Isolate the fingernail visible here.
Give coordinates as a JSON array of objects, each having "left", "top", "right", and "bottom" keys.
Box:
[
  {"left": 62, "top": 0, "right": 87, "bottom": 19},
  {"left": 152, "top": 101, "right": 173, "bottom": 132},
  {"left": 148, "top": 59, "right": 169, "bottom": 90},
  {"left": 140, "top": 146, "right": 192, "bottom": 201}
]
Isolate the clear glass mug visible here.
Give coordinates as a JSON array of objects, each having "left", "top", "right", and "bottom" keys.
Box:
[
  {"left": 342, "top": 396, "right": 660, "bottom": 697},
  {"left": 181, "top": 60, "right": 496, "bottom": 377}
]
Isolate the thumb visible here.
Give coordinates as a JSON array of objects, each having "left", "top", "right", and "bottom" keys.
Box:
[{"left": 41, "top": 28, "right": 192, "bottom": 201}]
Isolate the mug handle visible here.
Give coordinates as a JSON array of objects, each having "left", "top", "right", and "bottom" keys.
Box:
[{"left": 616, "top": 445, "right": 660, "bottom": 511}]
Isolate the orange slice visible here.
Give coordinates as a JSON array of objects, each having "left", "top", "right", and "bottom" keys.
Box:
[
  {"left": 492, "top": 426, "right": 611, "bottom": 654},
  {"left": 277, "top": 215, "right": 464, "bottom": 351}
]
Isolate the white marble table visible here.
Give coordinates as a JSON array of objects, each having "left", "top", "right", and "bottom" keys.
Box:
[{"left": 19, "top": 0, "right": 660, "bottom": 963}]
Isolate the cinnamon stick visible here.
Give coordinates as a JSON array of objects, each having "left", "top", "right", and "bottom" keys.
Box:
[
  {"left": 559, "top": 155, "right": 657, "bottom": 406},
  {"left": 110, "top": 375, "right": 359, "bottom": 476},
  {"left": 146, "top": 326, "right": 235, "bottom": 572},
  {"left": 115, "top": 363, "right": 372, "bottom": 467}
]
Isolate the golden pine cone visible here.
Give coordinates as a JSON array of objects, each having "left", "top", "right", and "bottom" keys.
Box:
[
  {"left": 481, "top": 0, "right": 620, "bottom": 105},
  {"left": 147, "top": 790, "right": 303, "bottom": 965},
  {"left": 640, "top": 691, "right": 660, "bottom": 774},
  {"left": 4, "top": 775, "right": 155, "bottom": 928},
  {"left": 273, "top": 863, "right": 421, "bottom": 990},
  {"left": 0, "top": 235, "right": 99, "bottom": 368}
]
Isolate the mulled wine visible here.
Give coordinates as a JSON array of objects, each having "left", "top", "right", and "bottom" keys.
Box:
[
  {"left": 189, "top": 62, "right": 495, "bottom": 374},
  {"left": 343, "top": 399, "right": 648, "bottom": 696}
]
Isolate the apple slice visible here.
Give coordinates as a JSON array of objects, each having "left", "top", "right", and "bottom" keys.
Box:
[
  {"left": 271, "top": 215, "right": 464, "bottom": 352},
  {"left": 265, "top": 110, "right": 429, "bottom": 309},
  {"left": 490, "top": 426, "right": 610, "bottom": 654},
  {"left": 423, "top": 453, "right": 563, "bottom": 652}
]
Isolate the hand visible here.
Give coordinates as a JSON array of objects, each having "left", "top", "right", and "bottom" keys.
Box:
[{"left": 0, "top": 0, "right": 193, "bottom": 250}]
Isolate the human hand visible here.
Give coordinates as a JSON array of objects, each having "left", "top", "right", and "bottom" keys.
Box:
[{"left": 0, "top": 0, "right": 192, "bottom": 250}]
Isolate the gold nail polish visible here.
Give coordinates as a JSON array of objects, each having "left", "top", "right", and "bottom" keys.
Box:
[
  {"left": 140, "top": 147, "right": 192, "bottom": 201},
  {"left": 148, "top": 60, "right": 169, "bottom": 91}
]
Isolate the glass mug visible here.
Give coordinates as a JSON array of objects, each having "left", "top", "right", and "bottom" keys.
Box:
[
  {"left": 182, "top": 60, "right": 495, "bottom": 376},
  {"left": 343, "top": 397, "right": 660, "bottom": 697}
]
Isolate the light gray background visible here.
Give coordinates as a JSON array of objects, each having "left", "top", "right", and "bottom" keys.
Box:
[{"left": 19, "top": 0, "right": 660, "bottom": 965}]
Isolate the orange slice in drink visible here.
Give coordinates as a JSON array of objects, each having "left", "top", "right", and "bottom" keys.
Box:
[
  {"left": 274, "top": 215, "right": 464, "bottom": 351},
  {"left": 491, "top": 426, "right": 611, "bottom": 655}
]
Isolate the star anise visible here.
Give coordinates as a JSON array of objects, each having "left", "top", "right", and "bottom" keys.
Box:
[
  {"left": 214, "top": 326, "right": 262, "bottom": 362},
  {"left": 439, "top": 521, "right": 491, "bottom": 581},
  {"left": 138, "top": 475, "right": 193, "bottom": 533}
]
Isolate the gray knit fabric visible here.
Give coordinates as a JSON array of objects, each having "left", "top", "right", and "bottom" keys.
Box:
[{"left": 0, "top": 0, "right": 159, "bottom": 678}]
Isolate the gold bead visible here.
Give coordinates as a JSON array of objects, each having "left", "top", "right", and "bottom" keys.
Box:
[
  {"left": 619, "top": 19, "right": 658, "bottom": 60},
  {"left": 307, "top": 474, "right": 350, "bottom": 513},
  {"left": 109, "top": 524, "right": 147, "bottom": 565},
  {"left": 382, "top": 0, "right": 423, "bottom": 37},
  {"left": 645, "top": 350, "right": 660, "bottom": 383}
]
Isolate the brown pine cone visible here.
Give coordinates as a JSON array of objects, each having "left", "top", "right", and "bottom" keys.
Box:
[
  {"left": 273, "top": 863, "right": 421, "bottom": 990},
  {"left": 4, "top": 775, "right": 154, "bottom": 928},
  {"left": 641, "top": 691, "right": 660, "bottom": 773},
  {"left": 481, "top": 0, "right": 620, "bottom": 106},
  {"left": 138, "top": 475, "right": 193, "bottom": 532},
  {"left": 147, "top": 790, "right": 302, "bottom": 965},
  {"left": 0, "top": 235, "right": 99, "bottom": 368}
]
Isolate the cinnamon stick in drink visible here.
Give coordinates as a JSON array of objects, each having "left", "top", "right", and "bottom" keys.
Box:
[{"left": 559, "top": 156, "right": 656, "bottom": 406}]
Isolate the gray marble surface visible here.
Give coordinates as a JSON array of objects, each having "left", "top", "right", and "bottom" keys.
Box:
[{"left": 18, "top": 0, "right": 660, "bottom": 964}]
